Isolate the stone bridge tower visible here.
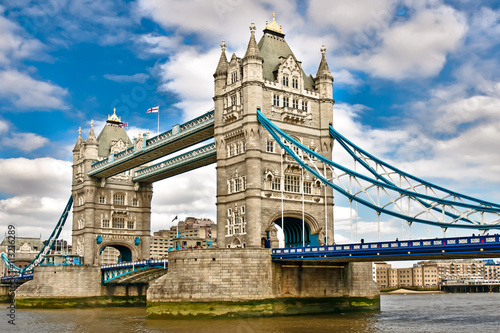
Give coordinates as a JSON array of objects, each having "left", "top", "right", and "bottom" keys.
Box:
[
  {"left": 214, "top": 15, "right": 334, "bottom": 249},
  {"left": 72, "top": 110, "right": 152, "bottom": 265}
]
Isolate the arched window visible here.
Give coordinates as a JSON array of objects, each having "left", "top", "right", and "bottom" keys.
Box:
[{"left": 113, "top": 193, "right": 125, "bottom": 206}]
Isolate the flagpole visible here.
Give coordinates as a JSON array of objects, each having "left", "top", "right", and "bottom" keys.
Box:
[{"left": 157, "top": 108, "right": 160, "bottom": 134}]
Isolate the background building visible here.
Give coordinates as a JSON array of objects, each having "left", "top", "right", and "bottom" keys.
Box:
[
  {"left": 150, "top": 217, "right": 217, "bottom": 259},
  {"left": 0, "top": 236, "right": 44, "bottom": 275},
  {"left": 374, "top": 259, "right": 492, "bottom": 289}
]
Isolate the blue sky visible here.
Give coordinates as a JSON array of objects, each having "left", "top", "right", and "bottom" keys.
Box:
[{"left": 1, "top": 1, "right": 500, "bottom": 262}]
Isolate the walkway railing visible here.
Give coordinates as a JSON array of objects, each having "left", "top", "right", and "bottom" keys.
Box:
[
  {"left": 100, "top": 259, "right": 168, "bottom": 270},
  {"left": 89, "top": 109, "right": 214, "bottom": 177},
  {"left": 133, "top": 143, "right": 216, "bottom": 182},
  {"left": 272, "top": 235, "right": 500, "bottom": 261}
]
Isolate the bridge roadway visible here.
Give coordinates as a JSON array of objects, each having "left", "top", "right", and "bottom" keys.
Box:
[
  {"left": 89, "top": 110, "right": 214, "bottom": 179},
  {"left": 272, "top": 235, "right": 500, "bottom": 262}
]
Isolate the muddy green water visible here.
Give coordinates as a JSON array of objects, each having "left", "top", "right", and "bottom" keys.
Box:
[{"left": 2, "top": 294, "right": 499, "bottom": 332}]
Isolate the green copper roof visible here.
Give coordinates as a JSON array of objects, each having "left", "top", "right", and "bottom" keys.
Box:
[
  {"left": 257, "top": 32, "right": 315, "bottom": 90},
  {"left": 96, "top": 123, "right": 133, "bottom": 158}
]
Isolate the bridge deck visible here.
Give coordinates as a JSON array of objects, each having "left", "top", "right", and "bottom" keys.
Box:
[
  {"left": 89, "top": 110, "right": 214, "bottom": 179},
  {"left": 272, "top": 235, "right": 500, "bottom": 262}
]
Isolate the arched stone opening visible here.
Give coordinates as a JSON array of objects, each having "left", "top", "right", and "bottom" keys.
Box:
[
  {"left": 97, "top": 242, "right": 137, "bottom": 264},
  {"left": 267, "top": 211, "right": 321, "bottom": 248}
]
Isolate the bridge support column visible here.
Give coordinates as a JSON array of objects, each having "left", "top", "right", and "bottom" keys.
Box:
[{"left": 146, "top": 249, "right": 379, "bottom": 318}]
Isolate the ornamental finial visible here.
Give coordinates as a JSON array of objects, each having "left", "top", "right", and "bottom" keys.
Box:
[
  {"left": 250, "top": 22, "right": 256, "bottom": 32},
  {"left": 265, "top": 12, "right": 282, "bottom": 33},
  {"left": 321, "top": 44, "right": 326, "bottom": 55},
  {"left": 220, "top": 40, "right": 227, "bottom": 51},
  {"left": 90, "top": 119, "right": 94, "bottom": 129},
  {"left": 78, "top": 126, "right": 82, "bottom": 136},
  {"left": 107, "top": 107, "right": 122, "bottom": 123}
]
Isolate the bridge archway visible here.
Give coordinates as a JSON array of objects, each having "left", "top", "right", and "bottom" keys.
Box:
[
  {"left": 267, "top": 211, "right": 321, "bottom": 248},
  {"left": 97, "top": 242, "right": 137, "bottom": 264}
]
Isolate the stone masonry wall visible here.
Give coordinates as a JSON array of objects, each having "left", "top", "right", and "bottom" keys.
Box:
[
  {"left": 274, "top": 262, "right": 345, "bottom": 298},
  {"left": 15, "top": 266, "right": 101, "bottom": 299},
  {"left": 147, "top": 248, "right": 273, "bottom": 302},
  {"left": 343, "top": 262, "right": 380, "bottom": 297}
]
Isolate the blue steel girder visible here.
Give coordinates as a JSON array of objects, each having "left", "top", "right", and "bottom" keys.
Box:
[
  {"left": 1, "top": 196, "right": 73, "bottom": 274},
  {"left": 101, "top": 259, "right": 168, "bottom": 284},
  {"left": 272, "top": 235, "right": 500, "bottom": 262},
  {"left": 257, "top": 109, "right": 500, "bottom": 231},
  {"left": 133, "top": 143, "right": 216, "bottom": 183},
  {"left": 89, "top": 109, "right": 214, "bottom": 179}
]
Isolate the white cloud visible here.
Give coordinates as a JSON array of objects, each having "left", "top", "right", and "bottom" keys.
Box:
[
  {"left": 103, "top": 73, "right": 149, "bottom": 83},
  {"left": 0, "top": 119, "right": 8, "bottom": 134},
  {"left": 157, "top": 46, "right": 219, "bottom": 120},
  {"left": 132, "top": 34, "right": 183, "bottom": 57},
  {"left": 343, "top": 4, "right": 467, "bottom": 79},
  {"left": 0, "top": 11, "right": 46, "bottom": 66},
  {"left": 150, "top": 165, "right": 216, "bottom": 232},
  {"left": 0, "top": 69, "right": 68, "bottom": 109},
  {"left": 308, "top": 0, "right": 396, "bottom": 34},
  {"left": 2, "top": 132, "right": 49, "bottom": 152},
  {"left": 0, "top": 158, "right": 71, "bottom": 197}
]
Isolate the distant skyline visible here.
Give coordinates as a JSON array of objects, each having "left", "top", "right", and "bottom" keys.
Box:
[{"left": 1, "top": 1, "right": 500, "bottom": 257}]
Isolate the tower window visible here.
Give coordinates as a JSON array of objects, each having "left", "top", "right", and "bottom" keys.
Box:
[
  {"left": 292, "top": 77, "right": 298, "bottom": 89},
  {"left": 283, "top": 96, "right": 289, "bottom": 107},
  {"left": 127, "top": 221, "right": 135, "bottom": 229},
  {"left": 102, "top": 219, "right": 110, "bottom": 228},
  {"left": 231, "top": 94, "right": 237, "bottom": 106},
  {"left": 112, "top": 217, "right": 125, "bottom": 229},
  {"left": 231, "top": 71, "right": 237, "bottom": 84},
  {"left": 303, "top": 182, "right": 312, "bottom": 194},
  {"left": 113, "top": 193, "right": 125, "bottom": 206},
  {"left": 132, "top": 198, "right": 138, "bottom": 207},
  {"left": 271, "top": 177, "right": 281, "bottom": 191},
  {"left": 266, "top": 140, "right": 274, "bottom": 153},
  {"left": 282, "top": 74, "right": 289, "bottom": 87},
  {"left": 302, "top": 101, "right": 308, "bottom": 111},
  {"left": 285, "top": 175, "right": 301, "bottom": 193},
  {"left": 273, "top": 94, "right": 280, "bottom": 107},
  {"left": 292, "top": 99, "right": 298, "bottom": 109},
  {"left": 99, "top": 196, "right": 105, "bottom": 204}
]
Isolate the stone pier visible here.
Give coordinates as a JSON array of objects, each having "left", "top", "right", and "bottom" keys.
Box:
[
  {"left": 14, "top": 266, "right": 147, "bottom": 308},
  {"left": 147, "top": 249, "right": 379, "bottom": 318}
]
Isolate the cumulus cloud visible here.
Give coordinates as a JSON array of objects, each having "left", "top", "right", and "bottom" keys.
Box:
[
  {"left": 308, "top": 0, "right": 396, "bottom": 34},
  {"left": 157, "top": 46, "right": 219, "bottom": 120},
  {"left": 2, "top": 132, "right": 49, "bottom": 152},
  {"left": 0, "top": 69, "right": 68, "bottom": 110},
  {"left": 0, "top": 10, "right": 46, "bottom": 66},
  {"left": 103, "top": 73, "right": 149, "bottom": 83},
  {"left": 0, "top": 158, "right": 71, "bottom": 197},
  {"left": 342, "top": 4, "right": 467, "bottom": 79},
  {"left": 0, "top": 120, "right": 50, "bottom": 153},
  {"left": 150, "top": 165, "right": 216, "bottom": 231}
]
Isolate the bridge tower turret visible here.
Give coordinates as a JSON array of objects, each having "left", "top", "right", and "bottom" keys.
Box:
[
  {"left": 71, "top": 110, "right": 152, "bottom": 265},
  {"left": 214, "top": 14, "right": 335, "bottom": 249}
]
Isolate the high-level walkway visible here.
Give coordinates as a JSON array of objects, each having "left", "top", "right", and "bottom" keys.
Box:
[{"left": 89, "top": 110, "right": 214, "bottom": 179}]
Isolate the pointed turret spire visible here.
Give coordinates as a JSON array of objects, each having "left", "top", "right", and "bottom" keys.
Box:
[
  {"left": 86, "top": 119, "right": 98, "bottom": 145},
  {"left": 316, "top": 44, "right": 333, "bottom": 79},
  {"left": 243, "top": 22, "right": 263, "bottom": 60},
  {"left": 214, "top": 40, "right": 229, "bottom": 77},
  {"left": 73, "top": 126, "right": 85, "bottom": 152}
]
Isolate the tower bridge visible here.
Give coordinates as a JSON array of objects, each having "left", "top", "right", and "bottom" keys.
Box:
[{"left": 5, "top": 14, "right": 500, "bottom": 318}]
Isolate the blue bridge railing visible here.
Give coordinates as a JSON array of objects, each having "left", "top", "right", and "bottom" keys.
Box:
[{"left": 272, "top": 235, "right": 500, "bottom": 261}]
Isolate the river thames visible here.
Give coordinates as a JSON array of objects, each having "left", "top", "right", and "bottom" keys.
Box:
[{"left": 2, "top": 293, "right": 499, "bottom": 332}]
